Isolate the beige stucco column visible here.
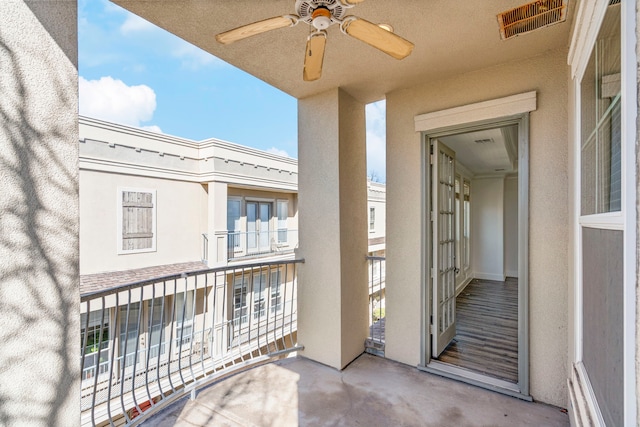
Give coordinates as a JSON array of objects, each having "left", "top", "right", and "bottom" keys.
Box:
[
  {"left": 207, "top": 181, "right": 228, "bottom": 267},
  {"left": 297, "top": 88, "right": 369, "bottom": 369},
  {"left": 0, "top": 2, "right": 79, "bottom": 426}
]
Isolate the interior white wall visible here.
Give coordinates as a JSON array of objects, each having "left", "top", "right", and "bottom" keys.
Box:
[
  {"left": 504, "top": 176, "right": 519, "bottom": 278},
  {"left": 471, "top": 178, "right": 505, "bottom": 281}
]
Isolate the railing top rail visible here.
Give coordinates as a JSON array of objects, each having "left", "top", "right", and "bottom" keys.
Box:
[
  {"left": 81, "top": 258, "right": 305, "bottom": 302},
  {"left": 365, "top": 256, "right": 386, "bottom": 261}
]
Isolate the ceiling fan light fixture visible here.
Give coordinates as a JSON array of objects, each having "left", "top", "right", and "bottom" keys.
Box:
[
  {"left": 311, "top": 7, "right": 332, "bottom": 30},
  {"left": 378, "top": 23, "right": 394, "bottom": 32}
]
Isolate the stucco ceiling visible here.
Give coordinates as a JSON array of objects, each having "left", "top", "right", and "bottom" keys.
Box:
[{"left": 113, "top": 0, "right": 575, "bottom": 104}]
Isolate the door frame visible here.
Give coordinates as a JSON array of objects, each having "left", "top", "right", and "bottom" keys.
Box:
[{"left": 414, "top": 95, "right": 533, "bottom": 399}]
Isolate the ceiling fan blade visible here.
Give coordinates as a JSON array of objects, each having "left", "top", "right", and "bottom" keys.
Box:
[
  {"left": 303, "top": 31, "right": 327, "bottom": 82},
  {"left": 216, "top": 15, "right": 297, "bottom": 45},
  {"left": 341, "top": 17, "right": 414, "bottom": 60},
  {"left": 342, "top": 0, "right": 366, "bottom": 4}
]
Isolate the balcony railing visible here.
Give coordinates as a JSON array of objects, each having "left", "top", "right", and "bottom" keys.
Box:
[
  {"left": 80, "top": 259, "right": 303, "bottom": 427},
  {"left": 366, "top": 256, "right": 386, "bottom": 356},
  {"left": 227, "top": 229, "right": 298, "bottom": 261}
]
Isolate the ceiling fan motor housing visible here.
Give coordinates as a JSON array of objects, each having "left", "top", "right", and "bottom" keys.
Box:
[{"left": 295, "top": 0, "right": 351, "bottom": 29}]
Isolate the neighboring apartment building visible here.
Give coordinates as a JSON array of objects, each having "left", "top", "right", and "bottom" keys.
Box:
[
  {"left": 79, "top": 116, "right": 299, "bottom": 274},
  {"left": 77, "top": 117, "right": 386, "bottom": 407}
]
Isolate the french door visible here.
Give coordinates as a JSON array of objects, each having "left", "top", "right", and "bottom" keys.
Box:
[
  {"left": 431, "top": 140, "right": 457, "bottom": 357},
  {"left": 247, "top": 202, "right": 271, "bottom": 253}
]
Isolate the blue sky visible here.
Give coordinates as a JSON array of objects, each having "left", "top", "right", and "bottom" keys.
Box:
[{"left": 78, "top": 0, "right": 386, "bottom": 180}]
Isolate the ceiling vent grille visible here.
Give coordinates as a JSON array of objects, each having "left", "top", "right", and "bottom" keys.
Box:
[
  {"left": 474, "top": 138, "right": 494, "bottom": 144},
  {"left": 609, "top": 0, "right": 620, "bottom": 4},
  {"left": 498, "top": 0, "right": 568, "bottom": 40}
]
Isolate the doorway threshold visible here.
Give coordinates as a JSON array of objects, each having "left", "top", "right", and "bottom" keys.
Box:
[{"left": 418, "top": 360, "right": 532, "bottom": 402}]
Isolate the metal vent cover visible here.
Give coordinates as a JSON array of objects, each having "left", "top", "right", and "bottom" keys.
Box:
[{"left": 498, "top": 0, "right": 568, "bottom": 40}]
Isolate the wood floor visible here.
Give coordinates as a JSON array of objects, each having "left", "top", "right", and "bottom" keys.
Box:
[{"left": 437, "top": 277, "right": 519, "bottom": 383}]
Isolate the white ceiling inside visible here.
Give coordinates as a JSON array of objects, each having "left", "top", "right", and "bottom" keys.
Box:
[
  {"left": 113, "top": 0, "right": 575, "bottom": 104},
  {"left": 439, "top": 125, "right": 519, "bottom": 176}
]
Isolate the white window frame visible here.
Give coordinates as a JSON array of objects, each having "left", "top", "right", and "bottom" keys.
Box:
[
  {"left": 175, "top": 290, "right": 195, "bottom": 350},
  {"left": 81, "top": 309, "right": 111, "bottom": 385},
  {"left": 276, "top": 199, "right": 289, "bottom": 243},
  {"left": 233, "top": 275, "right": 249, "bottom": 328},
  {"left": 227, "top": 197, "right": 243, "bottom": 252},
  {"left": 569, "top": 1, "right": 637, "bottom": 425},
  {"left": 270, "top": 268, "right": 283, "bottom": 314},
  {"left": 252, "top": 272, "right": 267, "bottom": 319},
  {"left": 369, "top": 207, "right": 376, "bottom": 232},
  {"left": 117, "top": 187, "right": 157, "bottom": 255}
]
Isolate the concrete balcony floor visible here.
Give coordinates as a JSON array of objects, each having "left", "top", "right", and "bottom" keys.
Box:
[{"left": 143, "top": 353, "right": 568, "bottom": 426}]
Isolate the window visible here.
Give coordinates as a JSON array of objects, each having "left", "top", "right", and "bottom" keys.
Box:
[
  {"left": 81, "top": 310, "right": 110, "bottom": 381},
  {"left": 175, "top": 291, "right": 195, "bottom": 348},
  {"left": 270, "top": 269, "right": 283, "bottom": 313},
  {"left": 454, "top": 177, "right": 461, "bottom": 274},
  {"left": 247, "top": 201, "right": 271, "bottom": 252},
  {"left": 227, "top": 199, "right": 241, "bottom": 249},
  {"left": 147, "top": 298, "right": 166, "bottom": 359},
  {"left": 253, "top": 272, "right": 267, "bottom": 319},
  {"left": 580, "top": 4, "right": 621, "bottom": 215},
  {"left": 118, "top": 188, "right": 156, "bottom": 254},
  {"left": 369, "top": 207, "right": 375, "bottom": 231},
  {"left": 119, "top": 303, "right": 140, "bottom": 368},
  {"left": 463, "top": 179, "right": 471, "bottom": 270},
  {"left": 233, "top": 276, "right": 248, "bottom": 327},
  {"left": 576, "top": 4, "right": 626, "bottom": 426},
  {"left": 277, "top": 200, "right": 288, "bottom": 243}
]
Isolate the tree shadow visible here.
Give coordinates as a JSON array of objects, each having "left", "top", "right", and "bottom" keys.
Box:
[{"left": 0, "top": 3, "right": 79, "bottom": 426}]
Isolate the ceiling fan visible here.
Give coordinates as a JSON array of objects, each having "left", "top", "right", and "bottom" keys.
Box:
[{"left": 215, "top": 0, "right": 414, "bottom": 82}]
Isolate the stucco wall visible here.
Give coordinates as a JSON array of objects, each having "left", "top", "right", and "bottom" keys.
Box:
[
  {"left": 298, "top": 88, "right": 368, "bottom": 369},
  {"left": 0, "top": 2, "right": 79, "bottom": 425},
  {"left": 80, "top": 171, "right": 207, "bottom": 274},
  {"left": 385, "top": 48, "right": 568, "bottom": 406}
]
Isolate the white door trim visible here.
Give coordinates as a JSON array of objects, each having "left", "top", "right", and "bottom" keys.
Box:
[
  {"left": 419, "top": 111, "right": 530, "bottom": 399},
  {"left": 414, "top": 91, "right": 537, "bottom": 133}
]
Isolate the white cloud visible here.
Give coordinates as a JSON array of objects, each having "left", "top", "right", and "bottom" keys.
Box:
[
  {"left": 266, "top": 147, "right": 290, "bottom": 158},
  {"left": 120, "top": 13, "right": 155, "bottom": 34},
  {"left": 140, "top": 125, "right": 163, "bottom": 134},
  {"left": 366, "top": 100, "right": 386, "bottom": 182},
  {"left": 79, "top": 76, "right": 159, "bottom": 129}
]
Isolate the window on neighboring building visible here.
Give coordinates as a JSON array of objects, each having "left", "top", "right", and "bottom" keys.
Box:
[
  {"left": 247, "top": 201, "right": 271, "bottom": 252},
  {"left": 119, "top": 302, "right": 140, "bottom": 368},
  {"left": 270, "top": 269, "right": 283, "bottom": 313},
  {"left": 253, "top": 272, "right": 267, "bottom": 319},
  {"left": 147, "top": 298, "right": 166, "bottom": 359},
  {"left": 277, "top": 200, "right": 288, "bottom": 243},
  {"left": 118, "top": 189, "right": 156, "bottom": 254},
  {"left": 227, "top": 198, "right": 241, "bottom": 249},
  {"left": 81, "top": 310, "right": 110, "bottom": 381},
  {"left": 369, "top": 207, "right": 375, "bottom": 231},
  {"left": 233, "top": 276, "right": 248, "bottom": 328},
  {"left": 175, "top": 290, "right": 195, "bottom": 348}
]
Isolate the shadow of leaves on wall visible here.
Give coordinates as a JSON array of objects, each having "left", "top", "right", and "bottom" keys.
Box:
[{"left": 0, "top": 4, "right": 79, "bottom": 426}]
